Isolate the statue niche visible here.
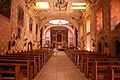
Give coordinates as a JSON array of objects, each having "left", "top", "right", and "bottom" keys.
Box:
[{"left": 57, "top": 34, "right": 62, "bottom": 42}]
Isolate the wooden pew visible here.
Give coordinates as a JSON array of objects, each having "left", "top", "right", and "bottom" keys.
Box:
[
  {"left": 106, "top": 66, "right": 120, "bottom": 80},
  {"left": 0, "top": 55, "right": 38, "bottom": 78},
  {"left": 17, "top": 49, "right": 53, "bottom": 66},
  {"left": 91, "top": 60, "right": 120, "bottom": 80},
  {"left": 7, "top": 49, "right": 53, "bottom": 71},
  {"left": 64, "top": 50, "right": 120, "bottom": 80},
  {"left": 64, "top": 50, "right": 104, "bottom": 71},
  {"left": 0, "top": 49, "right": 53, "bottom": 80},
  {"left": 0, "top": 59, "right": 32, "bottom": 80},
  {"left": 84, "top": 57, "right": 120, "bottom": 78}
]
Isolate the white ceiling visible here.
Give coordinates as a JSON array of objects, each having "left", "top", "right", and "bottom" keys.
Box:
[
  {"left": 28, "top": 0, "right": 86, "bottom": 18},
  {"left": 26, "top": 0, "right": 90, "bottom": 30}
]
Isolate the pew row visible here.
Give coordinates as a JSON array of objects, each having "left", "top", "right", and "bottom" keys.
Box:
[
  {"left": 0, "top": 49, "right": 53, "bottom": 80},
  {"left": 64, "top": 50, "right": 120, "bottom": 80},
  {"left": 92, "top": 60, "right": 120, "bottom": 80}
]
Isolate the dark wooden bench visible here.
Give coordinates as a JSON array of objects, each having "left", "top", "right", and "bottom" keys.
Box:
[
  {"left": 0, "top": 49, "right": 53, "bottom": 80},
  {"left": 64, "top": 50, "right": 120, "bottom": 80},
  {"left": 0, "top": 59, "right": 32, "bottom": 80},
  {"left": 84, "top": 57, "right": 120, "bottom": 78},
  {"left": 91, "top": 60, "right": 120, "bottom": 80}
]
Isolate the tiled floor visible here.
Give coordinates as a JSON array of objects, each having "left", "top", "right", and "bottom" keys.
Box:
[{"left": 34, "top": 51, "right": 87, "bottom": 80}]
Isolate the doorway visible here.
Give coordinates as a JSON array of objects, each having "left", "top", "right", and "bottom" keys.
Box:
[
  {"left": 115, "top": 40, "right": 120, "bottom": 56},
  {"left": 98, "top": 42, "right": 102, "bottom": 54}
]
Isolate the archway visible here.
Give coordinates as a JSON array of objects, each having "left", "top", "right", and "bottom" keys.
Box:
[
  {"left": 115, "top": 40, "right": 120, "bottom": 56},
  {"left": 40, "top": 18, "right": 79, "bottom": 30},
  {"left": 98, "top": 42, "right": 102, "bottom": 54},
  {"left": 28, "top": 41, "right": 33, "bottom": 51}
]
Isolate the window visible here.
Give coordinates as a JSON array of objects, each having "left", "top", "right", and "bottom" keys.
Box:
[
  {"left": 29, "top": 18, "right": 33, "bottom": 31},
  {"left": 18, "top": 7, "right": 24, "bottom": 25},
  {"left": 86, "top": 16, "right": 90, "bottom": 33},
  {"left": 96, "top": 8, "right": 103, "bottom": 32},
  {"left": 86, "top": 35, "right": 91, "bottom": 51},
  {"left": 80, "top": 25, "right": 83, "bottom": 37}
]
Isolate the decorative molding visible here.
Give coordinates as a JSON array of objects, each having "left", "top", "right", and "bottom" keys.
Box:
[
  {"left": 72, "top": 16, "right": 82, "bottom": 26},
  {"left": 85, "top": 0, "right": 97, "bottom": 4},
  {"left": 54, "top": 0, "right": 68, "bottom": 11}
]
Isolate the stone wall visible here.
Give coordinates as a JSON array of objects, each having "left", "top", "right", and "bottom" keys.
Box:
[
  {"left": 0, "top": 0, "right": 40, "bottom": 55},
  {"left": 79, "top": 0, "right": 120, "bottom": 56},
  {"left": 0, "top": 15, "right": 11, "bottom": 55}
]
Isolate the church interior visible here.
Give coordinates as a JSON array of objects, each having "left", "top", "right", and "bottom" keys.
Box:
[{"left": 0, "top": 0, "right": 120, "bottom": 80}]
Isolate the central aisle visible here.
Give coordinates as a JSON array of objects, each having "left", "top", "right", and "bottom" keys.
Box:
[{"left": 35, "top": 51, "right": 87, "bottom": 80}]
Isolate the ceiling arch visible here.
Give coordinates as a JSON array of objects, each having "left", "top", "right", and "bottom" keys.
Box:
[
  {"left": 43, "top": 25, "right": 75, "bottom": 35},
  {"left": 40, "top": 17, "right": 79, "bottom": 30}
]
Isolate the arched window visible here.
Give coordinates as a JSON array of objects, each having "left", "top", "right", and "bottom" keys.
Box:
[
  {"left": 80, "top": 25, "right": 83, "bottom": 37},
  {"left": 86, "top": 35, "right": 91, "bottom": 51},
  {"left": 96, "top": 8, "right": 103, "bottom": 33},
  {"left": 28, "top": 41, "right": 33, "bottom": 51},
  {"left": 86, "top": 16, "right": 90, "bottom": 33},
  {"left": 18, "top": 7, "right": 24, "bottom": 25},
  {"left": 29, "top": 18, "right": 33, "bottom": 32}
]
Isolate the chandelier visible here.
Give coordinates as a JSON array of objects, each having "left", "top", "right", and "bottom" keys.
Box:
[{"left": 54, "top": 0, "right": 68, "bottom": 11}]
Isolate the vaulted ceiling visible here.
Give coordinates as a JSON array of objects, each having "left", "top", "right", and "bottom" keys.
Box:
[
  {"left": 25, "top": 0, "right": 87, "bottom": 17},
  {"left": 25, "top": 0, "right": 95, "bottom": 30}
]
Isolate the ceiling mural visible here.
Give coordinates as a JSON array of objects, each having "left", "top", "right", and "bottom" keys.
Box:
[
  {"left": 54, "top": 0, "right": 68, "bottom": 11},
  {"left": 24, "top": 0, "right": 94, "bottom": 30}
]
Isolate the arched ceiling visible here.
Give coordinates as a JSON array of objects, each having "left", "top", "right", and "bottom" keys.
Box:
[
  {"left": 43, "top": 25, "right": 75, "bottom": 35},
  {"left": 25, "top": 0, "right": 96, "bottom": 30},
  {"left": 40, "top": 17, "right": 79, "bottom": 30}
]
